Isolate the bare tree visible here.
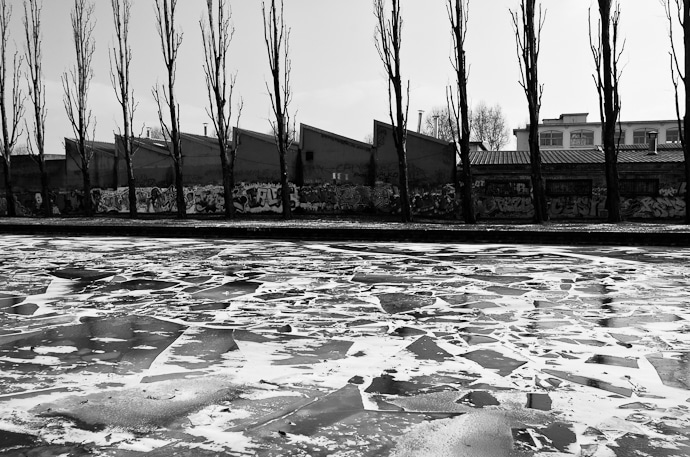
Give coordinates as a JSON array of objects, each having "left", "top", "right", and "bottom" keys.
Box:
[
  {"left": 590, "top": 0, "right": 624, "bottom": 222},
  {"left": 262, "top": 0, "right": 293, "bottom": 219},
  {"left": 511, "top": 0, "right": 548, "bottom": 223},
  {"left": 202, "top": 0, "right": 242, "bottom": 219},
  {"left": 374, "top": 0, "right": 412, "bottom": 222},
  {"left": 153, "top": 0, "right": 185, "bottom": 218},
  {"left": 470, "top": 102, "right": 510, "bottom": 150},
  {"left": 664, "top": 0, "right": 690, "bottom": 224},
  {"left": 423, "top": 106, "right": 456, "bottom": 142},
  {"left": 0, "top": 0, "right": 25, "bottom": 217},
  {"left": 446, "top": 0, "right": 475, "bottom": 224},
  {"left": 62, "top": 0, "right": 96, "bottom": 216},
  {"left": 23, "top": 0, "right": 49, "bottom": 217},
  {"left": 111, "top": 0, "right": 137, "bottom": 218}
]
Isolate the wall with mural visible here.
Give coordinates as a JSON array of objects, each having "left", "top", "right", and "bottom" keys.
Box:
[
  {"left": 472, "top": 180, "right": 686, "bottom": 220},
  {"left": 0, "top": 181, "right": 685, "bottom": 219}
]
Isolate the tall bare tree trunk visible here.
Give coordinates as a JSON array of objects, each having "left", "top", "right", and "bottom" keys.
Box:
[
  {"left": 62, "top": 0, "right": 96, "bottom": 217},
  {"left": 665, "top": 0, "right": 690, "bottom": 224},
  {"left": 111, "top": 0, "right": 137, "bottom": 218},
  {"left": 24, "top": 0, "right": 50, "bottom": 217},
  {"left": 202, "top": 0, "right": 242, "bottom": 219},
  {"left": 679, "top": 0, "right": 690, "bottom": 225},
  {"left": 447, "top": 0, "right": 475, "bottom": 224},
  {"left": 512, "top": 0, "right": 548, "bottom": 223},
  {"left": 153, "top": 0, "right": 185, "bottom": 218},
  {"left": 0, "top": 0, "right": 24, "bottom": 218},
  {"left": 374, "top": 0, "right": 412, "bottom": 222},
  {"left": 262, "top": 0, "right": 293, "bottom": 219},
  {"left": 591, "top": 0, "right": 623, "bottom": 223}
]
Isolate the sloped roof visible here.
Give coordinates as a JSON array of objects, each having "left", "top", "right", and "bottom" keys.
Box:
[
  {"left": 470, "top": 144, "right": 686, "bottom": 166},
  {"left": 301, "top": 123, "right": 372, "bottom": 151},
  {"left": 65, "top": 138, "right": 116, "bottom": 156}
]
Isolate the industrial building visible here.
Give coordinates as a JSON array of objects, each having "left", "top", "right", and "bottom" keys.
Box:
[{"left": 0, "top": 118, "right": 685, "bottom": 220}]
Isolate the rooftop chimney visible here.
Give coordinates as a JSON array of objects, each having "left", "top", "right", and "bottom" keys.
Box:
[
  {"left": 203, "top": 123, "right": 208, "bottom": 136},
  {"left": 417, "top": 110, "right": 424, "bottom": 133},
  {"left": 146, "top": 127, "right": 151, "bottom": 138},
  {"left": 647, "top": 131, "right": 658, "bottom": 155}
]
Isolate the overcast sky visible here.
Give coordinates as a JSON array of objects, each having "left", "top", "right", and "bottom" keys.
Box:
[{"left": 10, "top": 0, "right": 680, "bottom": 153}]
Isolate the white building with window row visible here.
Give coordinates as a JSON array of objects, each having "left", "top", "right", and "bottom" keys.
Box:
[{"left": 513, "top": 112, "right": 683, "bottom": 150}]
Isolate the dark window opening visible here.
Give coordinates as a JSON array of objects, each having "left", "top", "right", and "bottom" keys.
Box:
[
  {"left": 546, "top": 179, "right": 592, "bottom": 196},
  {"left": 485, "top": 180, "right": 530, "bottom": 197},
  {"left": 619, "top": 179, "right": 659, "bottom": 197}
]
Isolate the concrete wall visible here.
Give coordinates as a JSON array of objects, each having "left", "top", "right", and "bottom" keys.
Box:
[{"left": 470, "top": 162, "right": 687, "bottom": 220}]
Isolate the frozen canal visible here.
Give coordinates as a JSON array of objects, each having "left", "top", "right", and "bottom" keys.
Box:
[{"left": 0, "top": 236, "right": 688, "bottom": 456}]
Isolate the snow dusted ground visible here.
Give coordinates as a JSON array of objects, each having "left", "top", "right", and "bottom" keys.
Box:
[{"left": 0, "top": 236, "right": 688, "bottom": 456}]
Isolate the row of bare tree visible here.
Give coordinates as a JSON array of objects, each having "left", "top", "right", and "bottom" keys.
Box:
[
  {"left": 0, "top": 0, "right": 288, "bottom": 221},
  {"left": 0, "top": 1, "right": 687, "bottom": 225},
  {"left": 376, "top": 0, "right": 690, "bottom": 225}
]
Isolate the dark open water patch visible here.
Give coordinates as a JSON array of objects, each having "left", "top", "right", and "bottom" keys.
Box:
[
  {"left": 462, "top": 349, "right": 527, "bottom": 376},
  {"left": 526, "top": 393, "right": 552, "bottom": 411},
  {"left": 597, "top": 313, "right": 682, "bottom": 328},
  {"left": 405, "top": 336, "right": 453, "bottom": 361},
  {"left": 455, "top": 391, "right": 500, "bottom": 408},
  {"left": 610, "top": 432, "right": 690, "bottom": 457},
  {"left": 542, "top": 369, "right": 633, "bottom": 397},
  {"left": 586, "top": 354, "right": 639, "bottom": 369},
  {"left": 0, "top": 429, "right": 36, "bottom": 450},
  {"left": 377, "top": 293, "right": 435, "bottom": 314},
  {"left": 0, "top": 315, "right": 185, "bottom": 375},
  {"left": 365, "top": 374, "right": 433, "bottom": 396},
  {"left": 645, "top": 353, "right": 690, "bottom": 390},
  {"left": 50, "top": 268, "right": 117, "bottom": 281}
]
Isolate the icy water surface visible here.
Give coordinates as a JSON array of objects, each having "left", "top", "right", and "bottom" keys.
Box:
[{"left": 0, "top": 236, "right": 688, "bottom": 456}]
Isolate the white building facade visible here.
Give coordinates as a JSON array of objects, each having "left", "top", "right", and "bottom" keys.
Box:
[{"left": 513, "top": 113, "right": 683, "bottom": 151}]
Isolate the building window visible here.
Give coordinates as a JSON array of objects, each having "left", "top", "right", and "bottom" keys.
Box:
[
  {"left": 485, "top": 181, "right": 530, "bottom": 197},
  {"left": 620, "top": 179, "right": 659, "bottom": 197},
  {"left": 305, "top": 150, "right": 314, "bottom": 161},
  {"left": 633, "top": 128, "right": 655, "bottom": 145},
  {"left": 666, "top": 128, "right": 682, "bottom": 143},
  {"left": 539, "top": 130, "right": 563, "bottom": 147},
  {"left": 616, "top": 130, "right": 626, "bottom": 145},
  {"left": 546, "top": 179, "right": 592, "bottom": 196},
  {"left": 570, "top": 130, "right": 594, "bottom": 147}
]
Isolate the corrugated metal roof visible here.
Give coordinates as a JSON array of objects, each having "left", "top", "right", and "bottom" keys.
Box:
[{"left": 470, "top": 144, "right": 686, "bottom": 165}]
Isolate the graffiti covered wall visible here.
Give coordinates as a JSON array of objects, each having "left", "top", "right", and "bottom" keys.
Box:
[
  {"left": 472, "top": 180, "right": 686, "bottom": 220},
  {"left": 0, "top": 181, "right": 685, "bottom": 219}
]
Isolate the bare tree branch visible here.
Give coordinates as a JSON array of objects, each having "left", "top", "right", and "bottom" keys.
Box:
[
  {"left": 590, "top": 0, "right": 624, "bottom": 222},
  {"left": 153, "top": 0, "right": 186, "bottom": 218},
  {"left": 663, "top": 0, "right": 690, "bottom": 224},
  {"left": 62, "top": 0, "right": 96, "bottom": 216},
  {"left": 446, "top": 0, "right": 475, "bottom": 224},
  {"left": 511, "top": 0, "right": 548, "bottom": 223},
  {"left": 201, "top": 0, "right": 241, "bottom": 218},
  {"left": 262, "top": 0, "right": 293, "bottom": 219},
  {"left": 374, "top": 0, "right": 412, "bottom": 222},
  {"left": 0, "top": 0, "right": 26, "bottom": 217},
  {"left": 111, "top": 0, "right": 138, "bottom": 216},
  {"left": 23, "top": 0, "right": 50, "bottom": 216}
]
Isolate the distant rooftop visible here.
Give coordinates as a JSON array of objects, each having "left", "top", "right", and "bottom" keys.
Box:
[{"left": 470, "top": 144, "right": 685, "bottom": 166}]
